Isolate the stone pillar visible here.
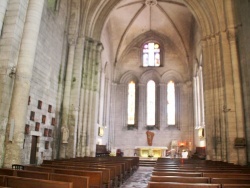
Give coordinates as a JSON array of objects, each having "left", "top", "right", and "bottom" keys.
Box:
[
  {"left": 4, "top": 0, "right": 44, "bottom": 167},
  {"left": 108, "top": 82, "right": 117, "bottom": 150},
  {"left": 0, "top": 0, "right": 29, "bottom": 167},
  {"left": 193, "top": 77, "right": 198, "bottom": 129},
  {"left": 159, "top": 83, "right": 166, "bottom": 128},
  {"left": 0, "top": 0, "right": 8, "bottom": 35},
  {"left": 220, "top": 30, "right": 245, "bottom": 164},
  {"left": 65, "top": 37, "right": 85, "bottom": 158},
  {"left": 202, "top": 38, "right": 214, "bottom": 161},
  {"left": 138, "top": 83, "right": 146, "bottom": 130},
  {"left": 59, "top": 38, "right": 76, "bottom": 158},
  {"left": 227, "top": 28, "right": 246, "bottom": 165},
  {"left": 175, "top": 82, "right": 182, "bottom": 130},
  {"left": 80, "top": 39, "right": 103, "bottom": 157},
  {"left": 0, "top": 0, "right": 8, "bottom": 34},
  {"left": 198, "top": 67, "right": 205, "bottom": 128},
  {"left": 89, "top": 42, "right": 103, "bottom": 156}
]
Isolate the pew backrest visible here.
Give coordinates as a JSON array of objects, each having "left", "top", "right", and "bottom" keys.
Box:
[
  {"left": 5, "top": 176, "right": 73, "bottom": 188},
  {"left": 152, "top": 171, "right": 202, "bottom": 177},
  {"left": 148, "top": 182, "right": 220, "bottom": 188},
  {"left": 222, "top": 184, "right": 250, "bottom": 188},
  {"left": 50, "top": 173, "right": 89, "bottom": 188},
  {"left": 150, "top": 176, "right": 210, "bottom": 183}
]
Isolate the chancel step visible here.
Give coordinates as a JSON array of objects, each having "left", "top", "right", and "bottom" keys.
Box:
[{"left": 139, "top": 159, "right": 157, "bottom": 167}]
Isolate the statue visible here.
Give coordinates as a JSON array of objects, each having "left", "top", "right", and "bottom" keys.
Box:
[
  {"left": 61, "top": 126, "right": 69, "bottom": 143},
  {"left": 146, "top": 130, "right": 154, "bottom": 146}
]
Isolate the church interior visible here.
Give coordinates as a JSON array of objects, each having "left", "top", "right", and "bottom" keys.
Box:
[{"left": 0, "top": 0, "right": 250, "bottom": 186}]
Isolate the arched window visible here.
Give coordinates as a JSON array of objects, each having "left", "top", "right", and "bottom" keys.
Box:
[
  {"left": 127, "top": 81, "right": 136, "bottom": 125},
  {"left": 167, "top": 80, "right": 175, "bottom": 125},
  {"left": 147, "top": 80, "right": 156, "bottom": 125},
  {"left": 143, "top": 42, "right": 160, "bottom": 67}
]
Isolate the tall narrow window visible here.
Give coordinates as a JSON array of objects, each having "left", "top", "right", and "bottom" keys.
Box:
[
  {"left": 167, "top": 80, "right": 175, "bottom": 125},
  {"left": 143, "top": 42, "right": 160, "bottom": 67},
  {"left": 127, "top": 81, "right": 136, "bottom": 124},
  {"left": 147, "top": 80, "right": 156, "bottom": 125}
]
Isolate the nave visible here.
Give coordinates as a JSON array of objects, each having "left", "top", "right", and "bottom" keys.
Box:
[
  {"left": 120, "top": 167, "right": 153, "bottom": 188},
  {"left": 0, "top": 157, "right": 250, "bottom": 187}
]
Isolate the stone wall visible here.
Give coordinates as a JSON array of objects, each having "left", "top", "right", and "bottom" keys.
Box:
[{"left": 24, "top": 0, "right": 67, "bottom": 164}]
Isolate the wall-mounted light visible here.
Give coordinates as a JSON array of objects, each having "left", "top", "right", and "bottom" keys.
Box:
[{"left": 9, "top": 66, "right": 16, "bottom": 78}]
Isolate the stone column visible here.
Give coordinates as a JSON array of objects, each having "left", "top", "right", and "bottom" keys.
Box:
[
  {"left": 66, "top": 37, "right": 85, "bottom": 158},
  {"left": 202, "top": 38, "right": 214, "bottom": 161},
  {"left": 0, "top": 0, "right": 8, "bottom": 35},
  {"left": 227, "top": 28, "right": 246, "bottom": 165},
  {"left": 59, "top": 38, "right": 76, "bottom": 158},
  {"left": 193, "top": 77, "right": 198, "bottom": 129},
  {"left": 159, "top": 83, "right": 166, "bottom": 128},
  {"left": 4, "top": 0, "right": 44, "bottom": 167},
  {"left": 90, "top": 42, "right": 103, "bottom": 156},
  {"left": 108, "top": 82, "right": 117, "bottom": 150},
  {"left": 138, "top": 83, "right": 146, "bottom": 130}
]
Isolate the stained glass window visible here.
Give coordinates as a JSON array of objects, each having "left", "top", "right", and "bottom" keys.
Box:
[
  {"left": 147, "top": 80, "right": 156, "bottom": 125},
  {"left": 167, "top": 80, "right": 175, "bottom": 125},
  {"left": 143, "top": 42, "right": 160, "bottom": 67},
  {"left": 127, "top": 81, "right": 136, "bottom": 124}
]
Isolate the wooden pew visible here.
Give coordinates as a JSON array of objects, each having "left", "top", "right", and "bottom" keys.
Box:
[
  {"left": 53, "top": 168, "right": 103, "bottom": 188},
  {"left": 152, "top": 168, "right": 242, "bottom": 173},
  {"left": 152, "top": 171, "right": 203, "bottom": 177},
  {"left": 4, "top": 176, "right": 73, "bottom": 188},
  {"left": 150, "top": 176, "right": 210, "bottom": 183},
  {"left": 0, "top": 175, "right": 5, "bottom": 186},
  {"left": 1, "top": 168, "right": 90, "bottom": 188},
  {"left": 23, "top": 166, "right": 54, "bottom": 173},
  {"left": 222, "top": 184, "right": 250, "bottom": 188},
  {"left": 41, "top": 164, "right": 111, "bottom": 188},
  {"left": 24, "top": 166, "right": 101, "bottom": 188},
  {"left": 203, "top": 173, "right": 250, "bottom": 179},
  {"left": 50, "top": 173, "right": 89, "bottom": 188},
  {"left": 44, "top": 160, "right": 122, "bottom": 186},
  {"left": 0, "top": 169, "right": 13, "bottom": 176},
  {"left": 148, "top": 182, "right": 220, "bottom": 188},
  {"left": 211, "top": 178, "right": 250, "bottom": 184},
  {"left": 15, "top": 170, "right": 50, "bottom": 180}
]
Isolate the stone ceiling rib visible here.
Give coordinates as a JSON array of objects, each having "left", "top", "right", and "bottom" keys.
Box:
[
  {"left": 117, "top": 1, "right": 144, "bottom": 9},
  {"left": 157, "top": 3, "right": 188, "bottom": 61},
  {"left": 114, "top": 4, "right": 146, "bottom": 63}
]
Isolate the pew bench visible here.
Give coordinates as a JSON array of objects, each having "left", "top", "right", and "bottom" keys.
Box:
[
  {"left": 41, "top": 164, "right": 111, "bottom": 188},
  {"left": 150, "top": 176, "right": 210, "bottom": 183},
  {"left": 148, "top": 182, "right": 220, "bottom": 188},
  {"left": 53, "top": 168, "right": 103, "bottom": 188},
  {"left": 4, "top": 176, "right": 73, "bottom": 188},
  {"left": 50, "top": 173, "right": 89, "bottom": 188},
  {"left": 203, "top": 173, "right": 250, "bottom": 179},
  {"left": 24, "top": 166, "right": 102, "bottom": 188},
  {"left": 211, "top": 178, "right": 250, "bottom": 184},
  {"left": 222, "top": 184, "right": 250, "bottom": 188},
  {"left": 152, "top": 171, "right": 203, "bottom": 177}
]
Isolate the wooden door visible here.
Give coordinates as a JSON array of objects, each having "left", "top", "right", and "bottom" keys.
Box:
[{"left": 30, "top": 136, "right": 38, "bottom": 164}]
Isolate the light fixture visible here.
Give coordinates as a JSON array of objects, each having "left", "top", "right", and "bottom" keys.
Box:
[{"left": 9, "top": 66, "right": 16, "bottom": 78}]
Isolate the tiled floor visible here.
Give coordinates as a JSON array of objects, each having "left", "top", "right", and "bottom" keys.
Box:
[{"left": 120, "top": 167, "right": 153, "bottom": 188}]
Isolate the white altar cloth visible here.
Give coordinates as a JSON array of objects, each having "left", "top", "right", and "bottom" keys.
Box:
[{"left": 135, "top": 146, "right": 168, "bottom": 158}]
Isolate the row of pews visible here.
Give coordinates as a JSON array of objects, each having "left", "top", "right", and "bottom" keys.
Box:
[
  {"left": 148, "top": 158, "right": 250, "bottom": 188},
  {"left": 0, "top": 156, "right": 139, "bottom": 188}
]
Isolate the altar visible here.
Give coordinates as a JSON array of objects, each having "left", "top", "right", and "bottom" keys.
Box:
[{"left": 135, "top": 146, "right": 168, "bottom": 158}]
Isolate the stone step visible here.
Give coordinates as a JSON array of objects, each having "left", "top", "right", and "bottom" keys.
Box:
[{"left": 139, "top": 159, "right": 156, "bottom": 167}]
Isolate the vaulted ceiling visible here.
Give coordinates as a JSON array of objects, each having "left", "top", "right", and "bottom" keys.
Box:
[{"left": 101, "top": 0, "right": 198, "bottom": 65}]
